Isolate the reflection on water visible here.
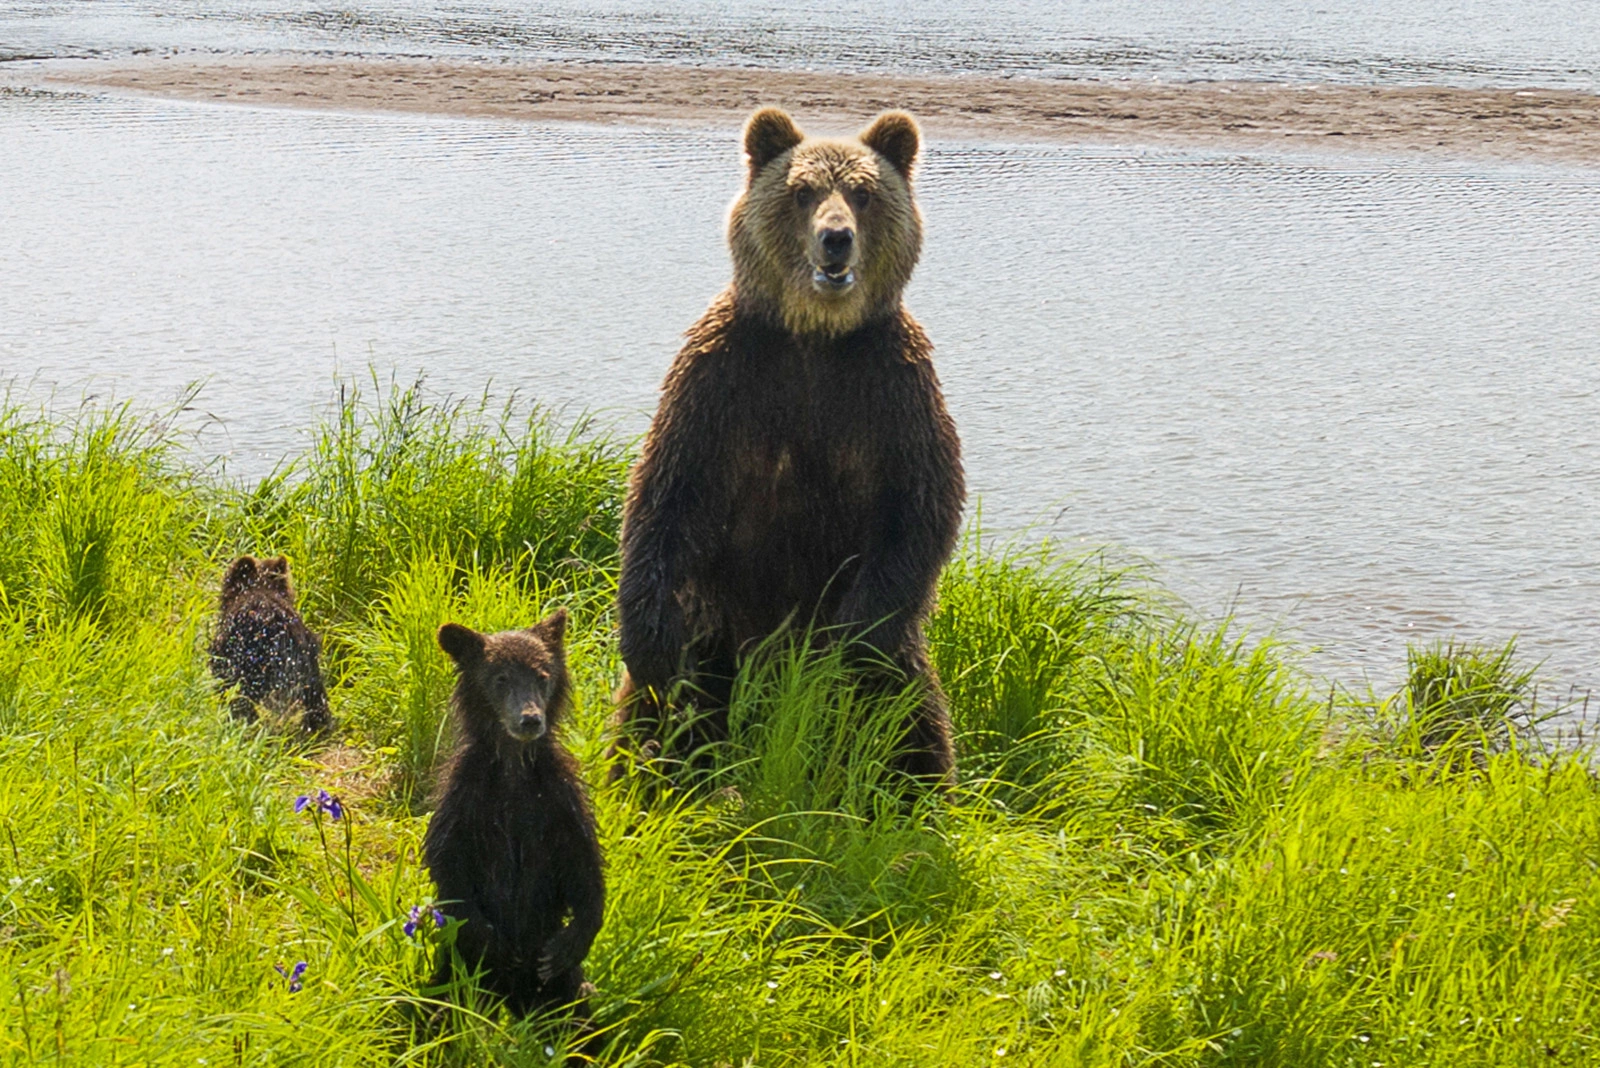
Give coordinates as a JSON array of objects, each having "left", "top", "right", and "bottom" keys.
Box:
[
  {"left": 3, "top": 0, "right": 1600, "bottom": 89},
  {"left": 2, "top": 89, "right": 1598, "bottom": 699}
]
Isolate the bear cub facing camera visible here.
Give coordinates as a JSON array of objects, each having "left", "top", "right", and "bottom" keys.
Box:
[
  {"left": 209, "top": 554, "right": 332, "bottom": 733},
  {"left": 426, "top": 609, "right": 603, "bottom": 1019}
]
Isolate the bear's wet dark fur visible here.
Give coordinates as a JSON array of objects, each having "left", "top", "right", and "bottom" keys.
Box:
[
  {"left": 209, "top": 555, "right": 332, "bottom": 733},
  {"left": 425, "top": 609, "right": 604, "bottom": 1020},
  {"left": 614, "top": 108, "right": 964, "bottom": 785}
]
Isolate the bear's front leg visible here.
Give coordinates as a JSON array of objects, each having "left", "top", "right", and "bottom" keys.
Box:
[
  {"left": 615, "top": 424, "right": 719, "bottom": 775},
  {"left": 832, "top": 425, "right": 961, "bottom": 658},
  {"left": 833, "top": 472, "right": 961, "bottom": 785},
  {"left": 833, "top": 536, "right": 941, "bottom": 666},
  {"left": 617, "top": 581, "right": 689, "bottom": 706},
  {"left": 536, "top": 865, "right": 604, "bottom": 990},
  {"left": 612, "top": 579, "right": 690, "bottom": 779},
  {"left": 612, "top": 494, "right": 691, "bottom": 772},
  {"left": 887, "top": 653, "right": 956, "bottom": 785}
]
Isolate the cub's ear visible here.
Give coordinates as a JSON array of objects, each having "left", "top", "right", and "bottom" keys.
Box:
[
  {"left": 743, "top": 107, "right": 804, "bottom": 179},
  {"left": 529, "top": 607, "right": 568, "bottom": 647},
  {"left": 860, "top": 110, "right": 920, "bottom": 179},
  {"left": 221, "top": 556, "right": 257, "bottom": 596},
  {"left": 437, "top": 623, "right": 487, "bottom": 665},
  {"left": 263, "top": 555, "right": 290, "bottom": 574}
]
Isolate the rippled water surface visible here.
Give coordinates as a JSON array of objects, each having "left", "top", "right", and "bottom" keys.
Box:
[
  {"left": 3, "top": 0, "right": 1600, "bottom": 88},
  {"left": 3, "top": 89, "right": 1598, "bottom": 697}
]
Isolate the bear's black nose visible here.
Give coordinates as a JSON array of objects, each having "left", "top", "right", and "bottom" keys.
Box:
[
  {"left": 519, "top": 712, "right": 545, "bottom": 735},
  {"left": 820, "top": 227, "right": 854, "bottom": 263}
]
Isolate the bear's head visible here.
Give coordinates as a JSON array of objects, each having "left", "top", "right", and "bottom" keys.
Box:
[
  {"left": 220, "top": 554, "right": 293, "bottom": 606},
  {"left": 728, "top": 107, "right": 923, "bottom": 338},
  {"left": 437, "top": 609, "right": 570, "bottom": 746}
]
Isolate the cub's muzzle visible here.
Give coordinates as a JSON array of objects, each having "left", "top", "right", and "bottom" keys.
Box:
[{"left": 508, "top": 708, "right": 546, "bottom": 741}]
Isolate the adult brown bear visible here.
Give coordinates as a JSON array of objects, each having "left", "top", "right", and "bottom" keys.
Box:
[{"left": 615, "top": 107, "right": 964, "bottom": 784}]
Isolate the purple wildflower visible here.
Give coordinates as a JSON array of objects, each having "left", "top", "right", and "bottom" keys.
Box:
[
  {"left": 404, "top": 905, "right": 448, "bottom": 939},
  {"left": 293, "top": 789, "right": 343, "bottom": 821},
  {"left": 274, "top": 961, "right": 308, "bottom": 993}
]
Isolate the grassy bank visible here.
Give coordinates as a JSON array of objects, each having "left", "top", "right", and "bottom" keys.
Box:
[{"left": 0, "top": 382, "right": 1595, "bottom": 1067}]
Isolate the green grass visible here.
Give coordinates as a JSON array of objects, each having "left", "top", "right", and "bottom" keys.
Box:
[{"left": 0, "top": 382, "right": 1597, "bottom": 1066}]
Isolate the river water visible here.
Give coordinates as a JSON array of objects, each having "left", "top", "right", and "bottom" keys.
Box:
[
  {"left": 3, "top": 5, "right": 1599, "bottom": 701},
  {"left": 3, "top": 85, "right": 1597, "bottom": 701},
  {"left": 4, "top": 0, "right": 1600, "bottom": 89}
]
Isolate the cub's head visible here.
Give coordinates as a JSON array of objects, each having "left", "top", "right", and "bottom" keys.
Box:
[
  {"left": 437, "top": 609, "right": 569, "bottom": 745},
  {"left": 728, "top": 107, "right": 923, "bottom": 338},
  {"left": 220, "top": 554, "right": 293, "bottom": 606}
]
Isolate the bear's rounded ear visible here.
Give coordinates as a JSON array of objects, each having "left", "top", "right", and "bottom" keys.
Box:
[
  {"left": 264, "top": 556, "right": 290, "bottom": 574},
  {"left": 221, "top": 556, "right": 257, "bottom": 596},
  {"left": 529, "top": 607, "right": 568, "bottom": 646},
  {"left": 860, "top": 110, "right": 920, "bottom": 179},
  {"left": 743, "top": 107, "right": 804, "bottom": 179},
  {"left": 437, "top": 623, "right": 486, "bottom": 665}
]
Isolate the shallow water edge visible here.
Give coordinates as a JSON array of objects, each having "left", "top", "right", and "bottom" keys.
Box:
[{"left": 15, "top": 55, "right": 1600, "bottom": 166}]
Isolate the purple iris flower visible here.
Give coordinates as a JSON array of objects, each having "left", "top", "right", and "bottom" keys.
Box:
[
  {"left": 293, "top": 789, "right": 343, "bottom": 821},
  {"left": 274, "top": 961, "right": 308, "bottom": 993},
  {"left": 404, "top": 905, "right": 448, "bottom": 938}
]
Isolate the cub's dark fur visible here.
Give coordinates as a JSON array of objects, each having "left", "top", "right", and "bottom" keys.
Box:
[
  {"left": 425, "top": 609, "right": 603, "bottom": 1017},
  {"left": 614, "top": 108, "right": 964, "bottom": 784},
  {"left": 209, "top": 555, "right": 331, "bottom": 733}
]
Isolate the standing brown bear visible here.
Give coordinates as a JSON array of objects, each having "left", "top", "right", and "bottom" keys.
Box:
[
  {"left": 615, "top": 107, "right": 965, "bottom": 784},
  {"left": 426, "top": 609, "right": 604, "bottom": 1020},
  {"left": 209, "top": 554, "right": 332, "bottom": 733}
]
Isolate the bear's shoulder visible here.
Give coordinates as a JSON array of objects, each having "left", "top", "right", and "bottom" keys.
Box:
[
  {"left": 877, "top": 307, "right": 933, "bottom": 366},
  {"left": 681, "top": 289, "right": 739, "bottom": 358}
]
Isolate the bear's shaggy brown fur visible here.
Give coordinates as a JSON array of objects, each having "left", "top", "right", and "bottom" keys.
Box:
[
  {"left": 426, "top": 609, "right": 603, "bottom": 1018},
  {"left": 614, "top": 107, "right": 965, "bottom": 783},
  {"left": 209, "top": 555, "right": 332, "bottom": 733}
]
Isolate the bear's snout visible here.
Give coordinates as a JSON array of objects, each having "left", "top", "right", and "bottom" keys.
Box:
[
  {"left": 811, "top": 222, "right": 858, "bottom": 292},
  {"left": 510, "top": 709, "right": 547, "bottom": 740},
  {"left": 819, "top": 227, "right": 854, "bottom": 265}
]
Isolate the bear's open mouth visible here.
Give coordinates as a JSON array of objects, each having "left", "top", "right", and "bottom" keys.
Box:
[{"left": 812, "top": 265, "right": 856, "bottom": 292}]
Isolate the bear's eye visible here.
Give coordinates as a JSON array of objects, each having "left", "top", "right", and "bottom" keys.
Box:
[
  {"left": 850, "top": 187, "right": 872, "bottom": 211},
  {"left": 792, "top": 186, "right": 815, "bottom": 210}
]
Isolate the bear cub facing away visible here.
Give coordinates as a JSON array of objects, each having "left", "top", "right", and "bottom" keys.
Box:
[
  {"left": 427, "top": 609, "right": 603, "bottom": 1018},
  {"left": 209, "top": 554, "right": 332, "bottom": 733},
  {"left": 615, "top": 107, "right": 965, "bottom": 783}
]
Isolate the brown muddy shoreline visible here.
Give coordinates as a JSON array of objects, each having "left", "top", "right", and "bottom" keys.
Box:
[{"left": 17, "top": 55, "right": 1600, "bottom": 164}]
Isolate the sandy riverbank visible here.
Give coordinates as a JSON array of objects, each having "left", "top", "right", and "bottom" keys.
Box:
[{"left": 19, "top": 55, "right": 1600, "bottom": 163}]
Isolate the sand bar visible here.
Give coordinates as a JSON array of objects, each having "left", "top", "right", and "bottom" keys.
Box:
[{"left": 19, "top": 55, "right": 1600, "bottom": 164}]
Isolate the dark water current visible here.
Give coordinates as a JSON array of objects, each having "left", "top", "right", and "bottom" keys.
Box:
[
  {"left": 3, "top": 0, "right": 1600, "bottom": 89},
  {"left": 2, "top": 88, "right": 1598, "bottom": 703}
]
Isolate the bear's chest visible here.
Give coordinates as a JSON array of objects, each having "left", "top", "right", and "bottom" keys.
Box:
[
  {"left": 722, "top": 350, "right": 884, "bottom": 506},
  {"left": 725, "top": 403, "right": 880, "bottom": 521},
  {"left": 471, "top": 794, "right": 572, "bottom": 915}
]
